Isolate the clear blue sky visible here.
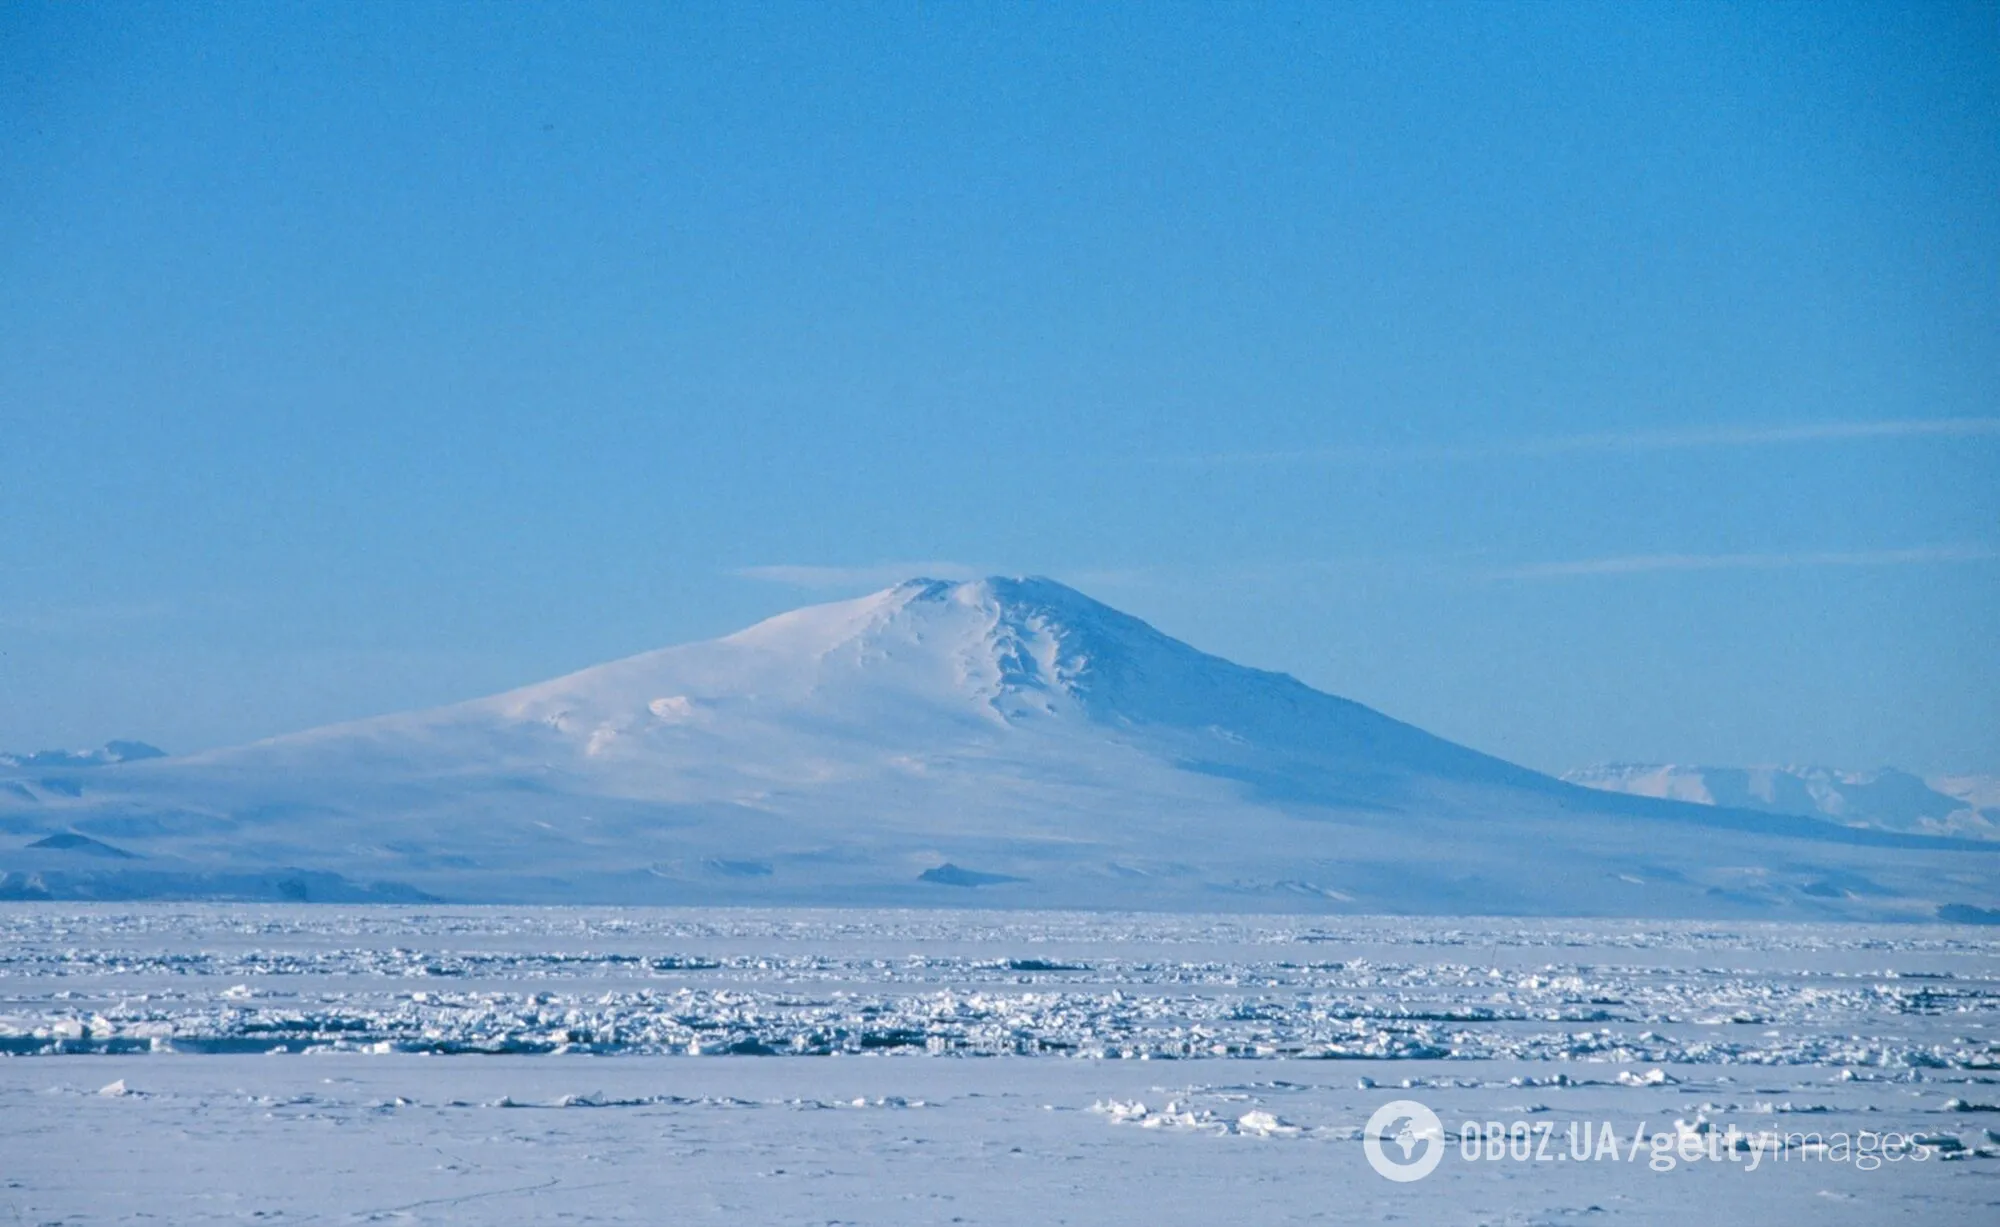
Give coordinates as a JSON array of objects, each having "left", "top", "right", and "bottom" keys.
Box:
[{"left": 3, "top": 2, "right": 1995, "bottom": 775}]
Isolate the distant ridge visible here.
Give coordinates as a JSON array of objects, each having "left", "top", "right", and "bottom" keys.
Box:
[
  {"left": 0, "top": 741, "right": 166, "bottom": 770},
  {"left": 1565, "top": 763, "right": 1999, "bottom": 841}
]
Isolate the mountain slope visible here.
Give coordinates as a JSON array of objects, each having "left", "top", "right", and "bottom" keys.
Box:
[{"left": 2, "top": 578, "right": 1994, "bottom": 917}]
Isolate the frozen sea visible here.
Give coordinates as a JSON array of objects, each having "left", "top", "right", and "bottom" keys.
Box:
[{"left": 4, "top": 907, "right": 1999, "bottom": 1224}]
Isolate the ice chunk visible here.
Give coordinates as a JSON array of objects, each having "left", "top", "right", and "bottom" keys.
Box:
[
  {"left": 1235, "top": 1110, "right": 1298, "bottom": 1137},
  {"left": 1617, "top": 1068, "right": 1675, "bottom": 1086}
]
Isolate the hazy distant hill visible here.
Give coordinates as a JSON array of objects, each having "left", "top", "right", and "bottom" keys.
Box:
[{"left": 1564, "top": 763, "right": 1999, "bottom": 841}]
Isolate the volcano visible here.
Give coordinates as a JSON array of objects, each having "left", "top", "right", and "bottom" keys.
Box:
[{"left": 3, "top": 577, "right": 1993, "bottom": 917}]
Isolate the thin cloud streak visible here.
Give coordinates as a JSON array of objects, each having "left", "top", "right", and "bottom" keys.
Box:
[
  {"left": 1495, "top": 545, "right": 2000, "bottom": 581},
  {"left": 1514, "top": 418, "right": 2000, "bottom": 455},
  {"left": 734, "top": 562, "right": 986, "bottom": 589},
  {"left": 1162, "top": 417, "right": 2000, "bottom": 467}
]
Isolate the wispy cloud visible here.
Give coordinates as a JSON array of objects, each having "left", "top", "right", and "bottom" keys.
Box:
[
  {"left": 1160, "top": 417, "right": 2000, "bottom": 467},
  {"left": 734, "top": 562, "right": 986, "bottom": 589},
  {"left": 736, "top": 547, "right": 1998, "bottom": 593},
  {"left": 1494, "top": 545, "right": 2000, "bottom": 581},
  {"left": 1510, "top": 418, "right": 2000, "bottom": 455}
]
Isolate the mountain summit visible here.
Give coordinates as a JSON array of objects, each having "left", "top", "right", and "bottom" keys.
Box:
[{"left": 3, "top": 578, "right": 1993, "bottom": 917}]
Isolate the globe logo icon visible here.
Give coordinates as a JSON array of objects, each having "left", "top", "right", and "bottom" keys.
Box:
[{"left": 1363, "top": 1099, "right": 1445, "bottom": 1181}]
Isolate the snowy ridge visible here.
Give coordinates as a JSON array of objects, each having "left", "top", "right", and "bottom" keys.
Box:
[
  {"left": 1564, "top": 764, "right": 2000, "bottom": 841},
  {"left": 1, "top": 578, "right": 1995, "bottom": 918},
  {"left": 0, "top": 741, "right": 165, "bottom": 772}
]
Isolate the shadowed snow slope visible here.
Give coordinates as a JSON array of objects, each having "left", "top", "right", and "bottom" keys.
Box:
[{"left": 2, "top": 578, "right": 1994, "bottom": 917}]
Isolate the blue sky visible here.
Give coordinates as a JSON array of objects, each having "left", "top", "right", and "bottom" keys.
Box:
[{"left": 3, "top": 2, "right": 1995, "bottom": 774}]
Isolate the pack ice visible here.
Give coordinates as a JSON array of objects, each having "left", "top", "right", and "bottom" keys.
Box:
[{"left": 2, "top": 577, "right": 1994, "bottom": 917}]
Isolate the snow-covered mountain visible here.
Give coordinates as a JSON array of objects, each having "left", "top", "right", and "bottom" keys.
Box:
[
  {"left": 1563, "top": 764, "right": 2000, "bottom": 841},
  {"left": 3, "top": 577, "right": 1994, "bottom": 918},
  {"left": 0, "top": 741, "right": 165, "bottom": 772},
  {"left": 0, "top": 741, "right": 167, "bottom": 807}
]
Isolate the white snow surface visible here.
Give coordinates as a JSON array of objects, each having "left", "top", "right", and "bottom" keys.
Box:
[
  {"left": 3, "top": 906, "right": 1998, "bottom": 1225},
  {"left": 2, "top": 577, "right": 1995, "bottom": 918}
]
